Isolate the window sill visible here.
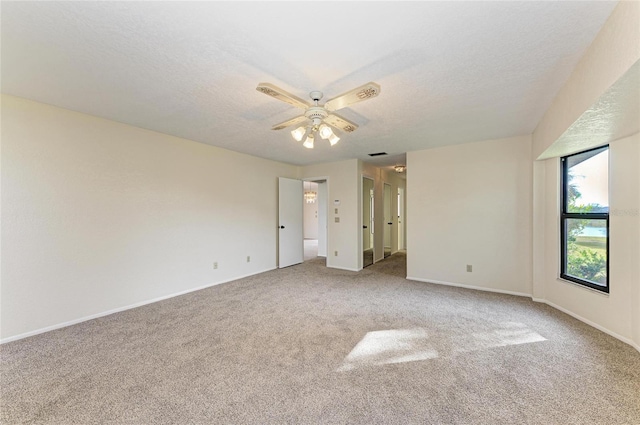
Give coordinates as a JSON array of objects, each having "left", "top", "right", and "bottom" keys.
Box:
[{"left": 557, "top": 277, "right": 610, "bottom": 297}]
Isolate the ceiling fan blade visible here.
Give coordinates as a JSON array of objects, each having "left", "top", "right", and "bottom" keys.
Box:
[
  {"left": 271, "top": 115, "right": 309, "bottom": 130},
  {"left": 324, "top": 113, "right": 359, "bottom": 133},
  {"left": 324, "top": 82, "right": 381, "bottom": 112},
  {"left": 256, "top": 83, "right": 310, "bottom": 110}
]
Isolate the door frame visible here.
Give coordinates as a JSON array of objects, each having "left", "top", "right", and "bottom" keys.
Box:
[
  {"left": 383, "top": 182, "right": 392, "bottom": 258},
  {"left": 361, "top": 175, "right": 375, "bottom": 269},
  {"left": 302, "top": 176, "right": 330, "bottom": 264},
  {"left": 398, "top": 186, "right": 406, "bottom": 250}
]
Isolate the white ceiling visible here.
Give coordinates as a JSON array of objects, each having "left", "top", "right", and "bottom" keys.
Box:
[{"left": 1, "top": 1, "right": 618, "bottom": 168}]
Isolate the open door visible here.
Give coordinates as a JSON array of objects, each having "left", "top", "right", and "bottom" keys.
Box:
[
  {"left": 398, "top": 187, "right": 405, "bottom": 250},
  {"left": 362, "top": 177, "right": 374, "bottom": 268},
  {"left": 383, "top": 183, "right": 392, "bottom": 258},
  {"left": 278, "top": 177, "right": 303, "bottom": 268}
]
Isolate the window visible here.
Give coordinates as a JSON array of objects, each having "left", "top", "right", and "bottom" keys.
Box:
[{"left": 561, "top": 146, "right": 609, "bottom": 292}]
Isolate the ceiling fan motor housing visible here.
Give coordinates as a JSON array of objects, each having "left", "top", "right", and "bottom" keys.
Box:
[{"left": 305, "top": 106, "right": 328, "bottom": 127}]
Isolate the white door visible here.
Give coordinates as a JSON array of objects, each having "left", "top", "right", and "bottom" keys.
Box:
[
  {"left": 398, "top": 187, "right": 405, "bottom": 250},
  {"left": 362, "top": 177, "right": 375, "bottom": 268},
  {"left": 278, "top": 177, "right": 303, "bottom": 268},
  {"left": 383, "top": 183, "right": 392, "bottom": 257}
]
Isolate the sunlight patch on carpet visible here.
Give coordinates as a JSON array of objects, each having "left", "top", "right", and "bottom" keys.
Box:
[{"left": 337, "top": 322, "right": 546, "bottom": 371}]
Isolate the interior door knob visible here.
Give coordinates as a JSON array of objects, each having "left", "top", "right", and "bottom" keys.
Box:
[
  {"left": 363, "top": 225, "right": 368, "bottom": 229},
  {"left": 279, "top": 225, "right": 285, "bottom": 229},
  {"left": 388, "top": 222, "right": 392, "bottom": 225}
]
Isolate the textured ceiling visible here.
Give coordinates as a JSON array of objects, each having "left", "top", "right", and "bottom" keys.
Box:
[
  {"left": 539, "top": 59, "right": 640, "bottom": 160},
  {"left": 1, "top": 1, "right": 618, "bottom": 167}
]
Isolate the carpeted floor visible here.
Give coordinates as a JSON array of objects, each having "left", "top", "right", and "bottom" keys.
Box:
[{"left": 2, "top": 252, "right": 639, "bottom": 424}]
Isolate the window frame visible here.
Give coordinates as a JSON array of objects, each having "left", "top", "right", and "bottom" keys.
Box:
[{"left": 560, "top": 145, "right": 610, "bottom": 293}]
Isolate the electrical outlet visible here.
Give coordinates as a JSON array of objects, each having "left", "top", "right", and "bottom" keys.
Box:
[
  {"left": 334, "top": 251, "right": 338, "bottom": 256},
  {"left": 466, "top": 264, "right": 472, "bottom": 272},
  {"left": 247, "top": 256, "right": 250, "bottom": 263},
  {"left": 335, "top": 217, "right": 340, "bottom": 223},
  {"left": 335, "top": 208, "right": 339, "bottom": 214},
  {"left": 213, "top": 262, "right": 218, "bottom": 269}
]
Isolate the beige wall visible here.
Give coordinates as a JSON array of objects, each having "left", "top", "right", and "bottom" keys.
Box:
[
  {"left": 301, "top": 159, "right": 359, "bottom": 271},
  {"left": 534, "top": 133, "right": 639, "bottom": 349},
  {"left": 406, "top": 135, "right": 533, "bottom": 296},
  {"left": 1, "top": 95, "right": 299, "bottom": 341}
]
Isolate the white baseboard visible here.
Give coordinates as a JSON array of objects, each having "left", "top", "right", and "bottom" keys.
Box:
[
  {"left": 329, "top": 265, "right": 360, "bottom": 272},
  {"left": 406, "top": 276, "right": 531, "bottom": 298},
  {"left": 0, "top": 267, "right": 275, "bottom": 344},
  {"left": 407, "top": 277, "right": 640, "bottom": 355},
  {"left": 536, "top": 299, "right": 640, "bottom": 354}
]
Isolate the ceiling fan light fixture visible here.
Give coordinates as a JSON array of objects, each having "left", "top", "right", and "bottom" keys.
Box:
[
  {"left": 318, "top": 124, "right": 333, "bottom": 140},
  {"left": 303, "top": 134, "right": 315, "bottom": 149},
  {"left": 395, "top": 165, "right": 406, "bottom": 173},
  {"left": 256, "top": 81, "right": 380, "bottom": 149},
  {"left": 291, "top": 126, "right": 306, "bottom": 142}
]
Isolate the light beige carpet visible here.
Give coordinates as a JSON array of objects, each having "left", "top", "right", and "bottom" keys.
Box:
[{"left": 2, "top": 252, "right": 639, "bottom": 424}]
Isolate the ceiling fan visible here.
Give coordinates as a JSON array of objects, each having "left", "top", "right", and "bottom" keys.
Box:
[{"left": 256, "top": 81, "right": 381, "bottom": 148}]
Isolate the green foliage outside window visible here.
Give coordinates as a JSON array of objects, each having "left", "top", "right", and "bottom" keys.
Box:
[{"left": 565, "top": 172, "right": 606, "bottom": 284}]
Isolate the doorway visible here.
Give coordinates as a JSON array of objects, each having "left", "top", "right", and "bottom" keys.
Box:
[
  {"left": 303, "top": 179, "right": 327, "bottom": 263},
  {"left": 362, "top": 176, "right": 375, "bottom": 268},
  {"left": 398, "top": 187, "right": 405, "bottom": 250},
  {"left": 383, "top": 183, "right": 392, "bottom": 258}
]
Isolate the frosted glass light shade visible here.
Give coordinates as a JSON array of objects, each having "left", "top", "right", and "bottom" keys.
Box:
[
  {"left": 318, "top": 124, "right": 333, "bottom": 140},
  {"left": 329, "top": 134, "right": 340, "bottom": 146},
  {"left": 303, "top": 134, "right": 314, "bottom": 149},
  {"left": 291, "top": 126, "right": 306, "bottom": 142}
]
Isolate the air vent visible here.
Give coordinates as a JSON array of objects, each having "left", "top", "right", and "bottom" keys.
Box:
[{"left": 368, "top": 152, "right": 388, "bottom": 157}]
